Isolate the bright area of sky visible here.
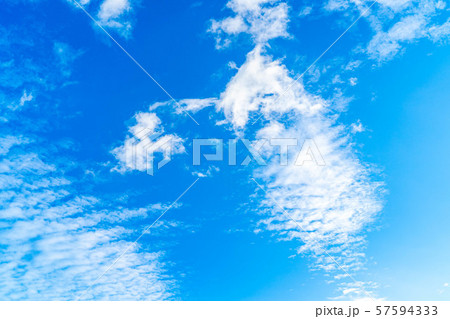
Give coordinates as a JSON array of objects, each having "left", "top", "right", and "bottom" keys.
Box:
[{"left": 0, "top": 0, "right": 449, "bottom": 300}]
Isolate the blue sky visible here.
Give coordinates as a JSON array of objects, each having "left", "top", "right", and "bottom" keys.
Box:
[{"left": 1, "top": 0, "right": 450, "bottom": 301}]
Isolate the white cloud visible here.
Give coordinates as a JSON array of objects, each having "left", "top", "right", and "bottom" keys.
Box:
[
  {"left": 0, "top": 135, "right": 30, "bottom": 156},
  {"left": 325, "top": 0, "right": 410, "bottom": 13},
  {"left": 216, "top": 46, "right": 323, "bottom": 129},
  {"left": 149, "top": 98, "right": 218, "bottom": 114},
  {"left": 375, "top": 0, "right": 412, "bottom": 12},
  {"left": 192, "top": 166, "right": 220, "bottom": 178},
  {"left": 350, "top": 120, "right": 365, "bottom": 133},
  {"left": 218, "top": 47, "right": 282, "bottom": 127},
  {"left": 97, "top": 0, "right": 134, "bottom": 36},
  {"left": 344, "top": 60, "right": 362, "bottom": 71},
  {"left": 112, "top": 112, "right": 185, "bottom": 173},
  {"left": 367, "top": 14, "right": 427, "bottom": 61},
  {"left": 98, "top": 0, "right": 132, "bottom": 19},
  {"left": 298, "top": 6, "right": 313, "bottom": 17},
  {"left": 147, "top": 0, "right": 385, "bottom": 298},
  {"left": 98, "top": 0, "right": 131, "bottom": 22},
  {"left": 54, "top": 42, "right": 83, "bottom": 77},
  {"left": 209, "top": 0, "right": 289, "bottom": 48},
  {"left": 19, "top": 90, "right": 33, "bottom": 106},
  {"left": 333, "top": 281, "right": 383, "bottom": 300},
  {"left": 253, "top": 114, "right": 383, "bottom": 273},
  {"left": 428, "top": 18, "right": 450, "bottom": 42},
  {"left": 176, "top": 98, "right": 218, "bottom": 114},
  {"left": 7, "top": 90, "right": 33, "bottom": 111},
  {"left": 325, "top": 0, "right": 449, "bottom": 62},
  {"left": 0, "top": 138, "right": 176, "bottom": 300},
  {"left": 332, "top": 74, "right": 344, "bottom": 84},
  {"left": 66, "top": 0, "right": 135, "bottom": 37}
]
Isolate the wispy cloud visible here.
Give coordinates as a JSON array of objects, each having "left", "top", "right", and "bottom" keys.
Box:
[
  {"left": 53, "top": 42, "right": 83, "bottom": 77},
  {"left": 97, "top": 0, "right": 134, "bottom": 37},
  {"left": 67, "top": 0, "right": 137, "bottom": 37},
  {"left": 209, "top": 0, "right": 290, "bottom": 48},
  {"left": 149, "top": 98, "right": 218, "bottom": 115},
  {"left": 325, "top": 0, "right": 449, "bottom": 62}
]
